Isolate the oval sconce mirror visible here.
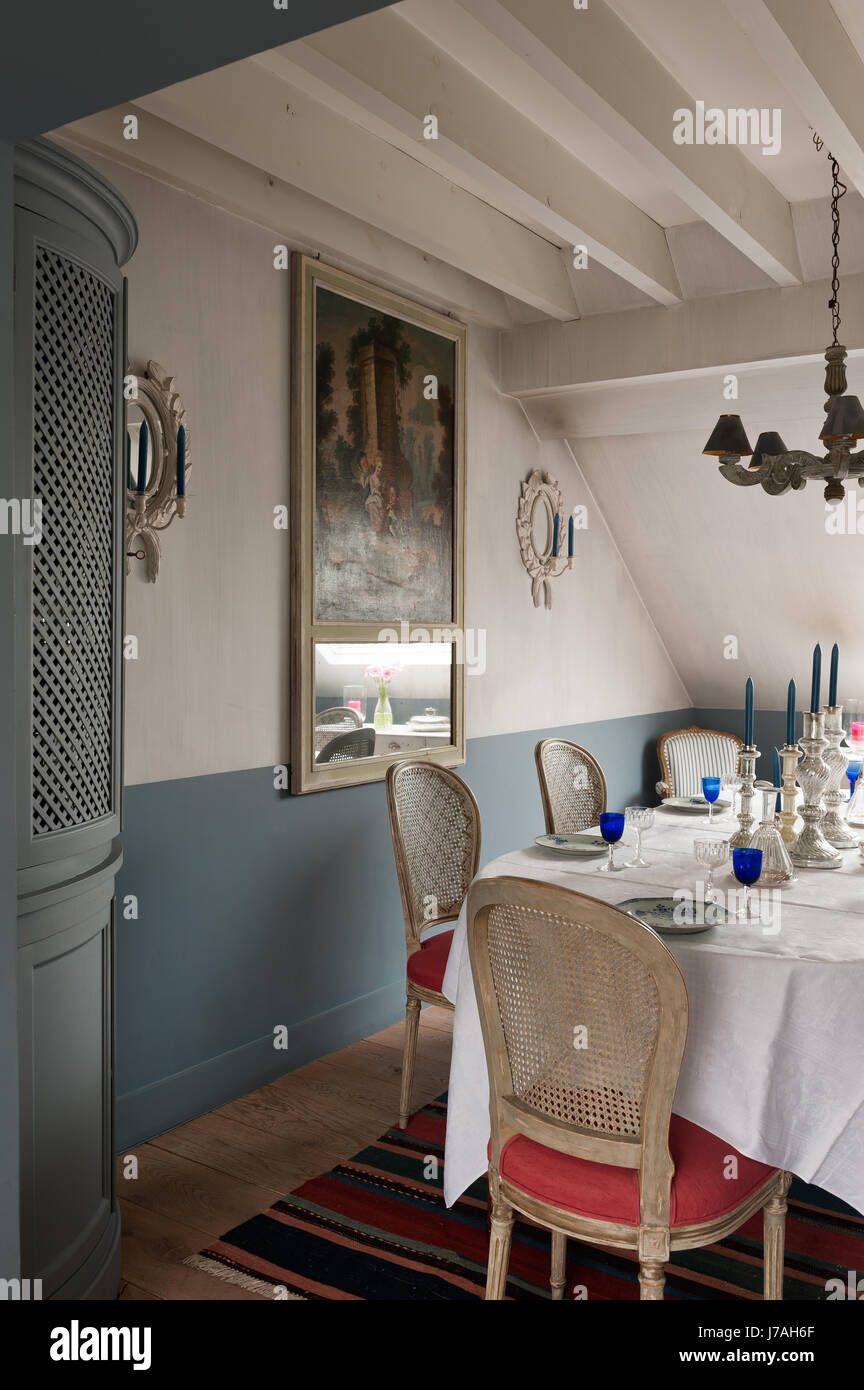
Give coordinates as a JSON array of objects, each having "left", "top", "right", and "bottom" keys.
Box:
[
  {"left": 516, "top": 469, "right": 572, "bottom": 608},
  {"left": 126, "top": 360, "right": 190, "bottom": 582}
]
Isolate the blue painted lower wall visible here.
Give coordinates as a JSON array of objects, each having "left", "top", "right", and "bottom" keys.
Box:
[{"left": 116, "top": 706, "right": 691, "bottom": 1147}]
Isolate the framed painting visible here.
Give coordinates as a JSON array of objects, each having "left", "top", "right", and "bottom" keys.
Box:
[{"left": 291, "top": 256, "right": 466, "bottom": 793}]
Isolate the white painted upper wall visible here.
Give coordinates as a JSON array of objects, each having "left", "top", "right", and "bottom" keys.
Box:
[
  {"left": 78, "top": 152, "right": 686, "bottom": 786},
  {"left": 575, "top": 422, "right": 864, "bottom": 712}
]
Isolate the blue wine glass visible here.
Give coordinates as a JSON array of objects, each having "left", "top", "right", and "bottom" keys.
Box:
[
  {"left": 702, "top": 776, "right": 722, "bottom": 825},
  {"left": 847, "top": 759, "right": 862, "bottom": 801},
  {"left": 598, "top": 811, "right": 626, "bottom": 874},
  {"left": 732, "top": 846, "right": 763, "bottom": 922}
]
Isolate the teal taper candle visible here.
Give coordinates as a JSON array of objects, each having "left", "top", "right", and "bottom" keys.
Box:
[
  {"left": 786, "top": 679, "right": 796, "bottom": 746},
  {"left": 810, "top": 644, "right": 822, "bottom": 714},
  {"left": 744, "top": 676, "right": 754, "bottom": 746},
  {"left": 829, "top": 642, "right": 839, "bottom": 707},
  {"left": 552, "top": 512, "right": 559, "bottom": 558}
]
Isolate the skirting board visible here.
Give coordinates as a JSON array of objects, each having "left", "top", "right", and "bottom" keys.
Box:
[{"left": 116, "top": 977, "right": 405, "bottom": 1150}]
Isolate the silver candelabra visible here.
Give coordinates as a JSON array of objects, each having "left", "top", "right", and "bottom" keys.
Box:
[
  {"left": 729, "top": 745, "right": 758, "bottom": 849},
  {"left": 821, "top": 705, "right": 858, "bottom": 849},
  {"left": 790, "top": 711, "right": 842, "bottom": 868}
]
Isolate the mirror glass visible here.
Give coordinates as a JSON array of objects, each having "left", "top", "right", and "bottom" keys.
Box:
[
  {"left": 530, "top": 492, "right": 553, "bottom": 560},
  {"left": 313, "top": 642, "right": 453, "bottom": 765},
  {"left": 127, "top": 402, "right": 157, "bottom": 493}
]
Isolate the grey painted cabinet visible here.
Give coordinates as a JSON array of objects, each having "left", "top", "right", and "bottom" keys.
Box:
[{"left": 13, "top": 139, "right": 136, "bottom": 1299}]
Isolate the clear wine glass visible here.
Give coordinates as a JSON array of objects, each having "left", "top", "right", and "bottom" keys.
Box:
[
  {"left": 732, "top": 846, "right": 763, "bottom": 922},
  {"left": 702, "top": 776, "right": 721, "bottom": 825},
  {"left": 693, "top": 837, "right": 729, "bottom": 902},
  {"left": 597, "top": 811, "right": 626, "bottom": 873},
  {"left": 722, "top": 771, "right": 742, "bottom": 820},
  {"left": 623, "top": 806, "right": 654, "bottom": 868}
]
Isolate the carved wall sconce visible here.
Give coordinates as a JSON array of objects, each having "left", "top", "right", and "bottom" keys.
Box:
[
  {"left": 516, "top": 469, "right": 574, "bottom": 608},
  {"left": 126, "top": 360, "right": 189, "bottom": 582}
]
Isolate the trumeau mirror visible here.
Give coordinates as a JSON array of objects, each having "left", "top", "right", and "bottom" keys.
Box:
[
  {"left": 291, "top": 256, "right": 467, "bottom": 793},
  {"left": 125, "top": 360, "right": 189, "bottom": 582}
]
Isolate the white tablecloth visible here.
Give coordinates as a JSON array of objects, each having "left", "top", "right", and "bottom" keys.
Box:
[{"left": 441, "top": 805, "right": 864, "bottom": 1213}]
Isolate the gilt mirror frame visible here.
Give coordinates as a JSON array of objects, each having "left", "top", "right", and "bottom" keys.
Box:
[{"left": 290, "top": 255, "right": 467, "bottom": 794}]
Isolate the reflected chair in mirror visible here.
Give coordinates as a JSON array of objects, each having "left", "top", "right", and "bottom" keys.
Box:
[
  {"left": 316, "top": 725, "right": 375, "bottom": 764},
  {"left": 314, "top": 705, "right": 363, "bottom": 758},
  {"left": 386, "top": 759, "right": 481, "bottom": 1129},
  {"left": 657, "top": 726, "right": 743, "bottom": 799},
  {"left": 535, "top": 739, "right": 607, "bottom": 834},
  {"left": 468, "top": 875, "right": 790, "bottom": 1301}
]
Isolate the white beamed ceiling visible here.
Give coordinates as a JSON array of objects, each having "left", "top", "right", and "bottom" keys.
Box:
[{"left": 54, "top": 0, "right": 864, "bottom": 711}]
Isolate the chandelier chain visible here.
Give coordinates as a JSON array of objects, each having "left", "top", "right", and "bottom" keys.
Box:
[{"left": 828, "top": 152, "right": 847, "bottom": 346}]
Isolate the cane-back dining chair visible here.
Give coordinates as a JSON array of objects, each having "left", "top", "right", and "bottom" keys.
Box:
[
  {"left": 386, "top": 760, "right": 481, "bottom": 1129},
  {"left": 314, "top": 705, "right": 363, "bottom": 757},
  {"left": 535, "top": 739, "right": 607, "bottom": 834},
  {"left": 657, "top": 726, "right": 742, "bottom": 799},
  {"left": 468, "top": 875, "right": 790, "bottom": 1301},
  {"left": 315, "top": 725, "right": 375, "bottom": 763}
]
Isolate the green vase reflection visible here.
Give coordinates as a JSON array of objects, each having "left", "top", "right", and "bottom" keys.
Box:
[{"left": 373, "top": 693, "right": 393, "bottom": 730}]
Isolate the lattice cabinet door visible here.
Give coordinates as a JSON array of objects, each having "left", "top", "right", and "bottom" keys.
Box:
[{"left": 13, "top": 139, "right": 136, "bottom": 1300}]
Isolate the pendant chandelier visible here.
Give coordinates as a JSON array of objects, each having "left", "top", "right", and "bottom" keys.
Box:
[{"left": 703, "top": 146, "right": 863, "bottom": 503}]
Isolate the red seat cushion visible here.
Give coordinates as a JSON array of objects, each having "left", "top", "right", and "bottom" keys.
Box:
[
  {"left": 406, "top": 929, "right": 454, "bottom": 994},
  {"left": 499, "top": 1114, "right": 778, "bottom": 1228}
]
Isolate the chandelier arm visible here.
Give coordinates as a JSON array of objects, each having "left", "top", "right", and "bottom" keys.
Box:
[{"left": 717, "top": 459, "right": 763, "bottom": 487}]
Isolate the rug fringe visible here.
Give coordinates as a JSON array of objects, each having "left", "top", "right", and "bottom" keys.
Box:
[{"left": 182, "top": 1253, "right": 306, "bottom": 1299}]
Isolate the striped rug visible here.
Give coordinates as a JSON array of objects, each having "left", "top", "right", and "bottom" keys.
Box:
[{"left": 185, "top": 1097, "right": 863, "bottom": 1300}]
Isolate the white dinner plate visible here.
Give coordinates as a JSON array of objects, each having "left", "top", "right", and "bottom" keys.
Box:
[
  {"left": 534, "top": 832, "right": 608, "bottom": 856},
  {"left": 661, "top": 796, "right": 731, "bottom": 814}
]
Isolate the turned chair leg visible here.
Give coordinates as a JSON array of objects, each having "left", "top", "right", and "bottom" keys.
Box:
[
  {"left": 486, "top": 1199, "right": 515, "bottom": 1300},
  {"left": 550, "top": 1230, "right": 567, "bottom": 1300},
  {"left": 763, "top": 1173, "right": 791, "bottom": 1300},
  {"left": 639, "top": 1260, "right": 666, "bottom": 1300},
  {"left": 399, "top": 995, "right": 421, "bottom": 1129}
]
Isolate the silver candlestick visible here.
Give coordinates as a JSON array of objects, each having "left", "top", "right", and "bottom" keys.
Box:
[
  {"left": 822, "top": 705, "right": 858, "bottom": 849},
  {"left": 729, "top": 745, "right": 758, "bottom": 849},
  {"left": 777, "top": 744, "right": 801, "bottom": 845},
  {"left": 790, "top": 711, "right": 842, "bottom": 868}
]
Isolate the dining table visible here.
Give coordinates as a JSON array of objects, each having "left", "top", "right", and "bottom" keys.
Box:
[{"left": 441, "top": 802, "right": 864, "bottom": 1216}]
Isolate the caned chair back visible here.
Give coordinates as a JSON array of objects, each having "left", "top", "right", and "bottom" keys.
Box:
[
  {"left": 535, "top": 739, "right": 607, "bottom": 834},
  {"left": 316, "top": 725, "right": 376, "bottom": 763},
  {"left": 314, "top": 705, "right": 363, "bottom": 756},
  {"left": 468, "top": 876, "right": 688, "bottom": 1231},
  {"left": 386, "top": 760, "right": 481, "bottom": 951},
  {"left": 658, "top": 726, "right": 742, "bottom": 799}
]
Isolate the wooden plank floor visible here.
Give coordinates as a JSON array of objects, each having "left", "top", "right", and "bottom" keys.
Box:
[{"left": 116, "top": 1006, "right": 454, "bottom": 1300}]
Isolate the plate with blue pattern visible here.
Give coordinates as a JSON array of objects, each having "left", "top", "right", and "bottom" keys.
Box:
[
  {"left": 617, "top": 896, "right": 729, "bottom": 935},
  {"left": 534, "top": 832, "right": 608, "bottom": 856},
  {"left": 661, "top": 796, "right": 731, "bottom": 813}
]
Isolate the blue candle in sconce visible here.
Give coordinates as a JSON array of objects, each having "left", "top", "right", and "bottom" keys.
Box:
[
  {"left": 568, "top": 513, "right": 574, "bottom": 558},
  {"left": 126, "top": 431, "right": 133, "bottom": 491},
  {"left": 829, "top": 642, "right": 839, "bottom": 707},
  {"left": 136, "top": 418, "right": 149, "bottom": 495},
  {"left": 744, "top": 676, "right": 754, "bottom": 746},
  {"left": 552, "top": 511, "right": 560, "bottom": 558},
  {"left": 785, "top": 679, "right": 796, "bottom": 747},
  {"left": 176, "top": 425, "right": 186, "bottom": 498},
  {"left": 772, "top": 746, "right": 782, "bottom": 815},
  {"left": 810, "top": 643, "right": 822, "bottom": 714}
]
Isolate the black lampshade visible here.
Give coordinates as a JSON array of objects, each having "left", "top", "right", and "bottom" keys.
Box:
[
  {"left": 820, "top": 395, "right": 864, "bottom": 441},
  {"left": 748, "top": 430, "right": 787, "bottom": 470},
  {"left": 702, "top": 414, "right": 753, "bottom": 457}
]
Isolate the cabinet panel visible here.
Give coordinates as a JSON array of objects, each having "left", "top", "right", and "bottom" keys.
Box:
[{"left": 18, "top": 901, "right": 115, "bottom": 1296}]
